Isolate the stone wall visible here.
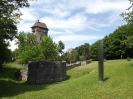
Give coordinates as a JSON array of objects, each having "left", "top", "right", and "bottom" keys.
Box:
[
  {"left": 81, "top": 60, "right": 91, "bottom": 66},
  {"left": 27, "top": 61, "right": 66, "bottom": 84},
  {"left": 66, "top": 60, "right": 91, "bottom": 70},
  {"left": 33, "top": 27, "right": 48, "bottom": 42},
  {"left": 17, "top": 60, "right": 90, "bottom": 83},
  {"left": 66, "top": 62, "right": 81, "bottom": 70},
  {"left": 20, "top": 65, "right": 28, "bottom": 80}
]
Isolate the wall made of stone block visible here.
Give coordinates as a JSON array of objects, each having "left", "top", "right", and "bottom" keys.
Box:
[{"left": 27, "top": 61, "right": 66, "bottom": 84}]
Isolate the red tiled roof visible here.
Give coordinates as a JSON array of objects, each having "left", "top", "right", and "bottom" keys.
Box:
[{"left": 31, "top": 20, "right": 49, "bottom": 30}]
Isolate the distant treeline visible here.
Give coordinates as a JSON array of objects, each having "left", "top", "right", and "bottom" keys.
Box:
[
  {"left": 64, "top": 24, "right": 133, "bottom": 62},
  {"left": 90, "top": 24, "right": 133, "bottom": 60},
  {"left": 12, "top": 24, "right": 133, "bottom": 64}
]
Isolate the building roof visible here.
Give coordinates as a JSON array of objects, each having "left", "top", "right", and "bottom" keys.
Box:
[{"left": 31, "top": 20, "right": 49, "bottom": 30}]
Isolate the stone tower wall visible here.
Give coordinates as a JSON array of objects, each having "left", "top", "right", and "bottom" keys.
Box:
[{"left": 33, "top": 27, "right": 48, "bottom": 42}]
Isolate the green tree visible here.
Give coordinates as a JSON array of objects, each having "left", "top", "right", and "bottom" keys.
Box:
[
  {"left": 0, "top": 35, "right": 12, "bottom": 68},
  {"left": 83, "top": 43, "right": 90, "bottom": 60},
  {"left": 64, "top": 52, "right": 71, "bottom": 63},
  {"left": 17, "top": 32, "right": 39, "bottom": 64},
  {"left": 17, "top": 32, "right": 60, "bottom": 63},
  {"left": 17, "top": 31, "right": 37, "bottom": 50},
  {"left": 12, "top": 49, "right": 19, "bottom": 60},
  {"left": 89, "top": 41, "right": 99, "bottom": 61},
  {"left": 90, "top": 24, "right": 133, "bottom": 60},
  {"left": 39, "top": 36, "right": 58, "bottom": 61},
  {"left": 124, "top": 36, "right": 133, "bottom": 49},
  {"left": 104, "top": 24, "right": 133, "bottom": 59},
  {"left": 120, "top": 0, "right": 133, "bottom": 24},
  {"left": 57, "top": 40, "right": 65, "bottom": 61},
  {"left": 0, "top": 0, "right": 29, "bottom": 67},
  {"left": 57, "top": 40, "right": 65, "bottom": 55},
  {"left": 71, "top": 49, "right": 79, "bottom": 63},
  {"left": 75, "top": 43, "right": 90, "bottom": 61},
  {"left": 0, "top": 0, "right": 29, "bottom": 40}
]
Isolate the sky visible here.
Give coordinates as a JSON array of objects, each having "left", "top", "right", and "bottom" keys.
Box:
[{"left": 9, "top": 0, "right": 129, "bottom": 51}]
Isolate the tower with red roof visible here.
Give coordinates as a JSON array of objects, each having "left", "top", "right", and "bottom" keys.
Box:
[{"left": 31, "top": 20, "right": 49, "bottom": 42}]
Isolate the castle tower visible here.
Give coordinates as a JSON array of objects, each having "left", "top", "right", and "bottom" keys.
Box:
[{"left": 31, "top": 20, "right": 49, "bottom": 42}]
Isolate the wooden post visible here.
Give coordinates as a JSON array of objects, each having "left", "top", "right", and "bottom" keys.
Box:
[{"left": 98, "top": 40, "right": 104, "bottom": 83}]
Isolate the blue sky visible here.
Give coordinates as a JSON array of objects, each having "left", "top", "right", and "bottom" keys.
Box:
[{"left": 9, "top": 0, "right": 129, "bottom": 51}]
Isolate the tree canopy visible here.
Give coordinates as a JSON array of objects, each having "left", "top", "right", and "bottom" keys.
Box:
[
  {"left": 0, "top": 0, "right": 29, "bottom": 68},
  {"left": 120, "top": 0, "right": 133, "bottom": 25},
  {"left": 90, "top": 24, "right": 133, "bottom": 60},
  {"left": 39, "top": 36, "right": 58, "bottom": 60},
  {"left": 57, "top": 40, "right": 65, "bottom": 55},
  {"left": 0, "top": 0, "right": 29, "bottom": 40},
  {"left": 17, "top": 32, "right": 65, "bottom": 63},
  {"left": 63, "top": 43, "right": 90, "bottom": 63}
]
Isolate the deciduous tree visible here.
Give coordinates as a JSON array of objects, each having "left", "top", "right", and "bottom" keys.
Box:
[
  {"left": 0, "top": 0, "right": 29, "bottom": 67},
  {"left": 120, "top": 0, "right": 133, "bottom": 24},
  {"left": 39, "top": 36, "right": 58, "bottom": 61}
]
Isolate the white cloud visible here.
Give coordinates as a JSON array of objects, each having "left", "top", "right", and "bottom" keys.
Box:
[
  {"left": 53, "top": 34, "right": 104, "bottom": 50},
  {"left": 8, "top": 39, "right": 18, "bottom": 51},
  {"left": 85, "top": 0, "right": 129, "bottom": 14},
  {"left": 20, "top": 8, "right": 36, "bottom": 23},
  {"left": 17, "top": 22, "right": 32, "bottom": 32},
  {"left": 49, "top": 30, "right": 64, "bottom": 35},
  {"left": 65, "top": 30, "right": 74, "bottom": 34},
  {"left": 53, "top": 34, "right": 103, "bottom": 43},
  {"left": 10, "top": 0, "right": 129, "bottom": 51},
  {"left": 19, "top": 0, "right": 129, "bottom": 31},
  {"left": 43, "top": 9, "right": 70, "bottom": 18},
  {"left": 40, "top": 14, "right": 91, "bottom": 31}
]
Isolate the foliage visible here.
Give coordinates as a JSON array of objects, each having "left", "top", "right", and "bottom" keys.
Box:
[
  {"left": 75, "top": 43, "right": 90, "bottom": 61},
  {"left": 17, "top": 32, "right": 39, "bottom": 63},
  {"left": 90, "top": 24, "right": 133, "bottom": 60},
  {"left": 39, "top": 36, "right": 58, "bottom": 61},
  {"left": 0, "top": 0, "right": 29, "bottom": 68},
  {"left": 89, "top": 41, "right": 99, "bottom": 61},
  {"left": 18, "top": 45, "right": 41, "bottom": 64},
  {"left": 79, "top": 55, "right": 85, "bottom": 61},
  {"left": 120, "top": 0, "right": 133, "bottom": 24},
  {"left": 57, "top": 40, "right": 65, "bottom": 55},
  {"left": 0, "top": 0, "right": 29, "bottom": 40},
  {"left": 64, "top": 52, "right": 71, "bottom": 63},
  {"left": 56, "top": 40, "right": 65, "bottom": 61},
  {"left": 64, "top": 43, "right": 90, "bottom": 63},
  {"left": 17, "top": 31, "right": 37, "bottom": 50},
  {"left": 17, "top": 32, "right": 61, "bottom": 63},
  {"left": 70, "top": 49, "right": 79, "bottom": 63},
  {"left": 0, "top": 35, "right": 12, "bottom": 68},
  {"left": 104, "top": 24, "right": 133, "bottom": 59},
  {"left": 12, "top": 49, "right": 19, "bottom": 60},
  {"left": 17, "top": 32, "right": 39, "bottom": 64}
]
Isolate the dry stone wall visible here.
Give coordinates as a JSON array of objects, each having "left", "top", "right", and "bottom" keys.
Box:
[
  {"left": 66, "top": 60, "right": 91, "bottom": 70},
  {"left": 66, "top": 62, "right": 81, "bottom": 70},
  {"left": 81, "top": 60, "right": 91, "bottom": 66},
  {"left": 27, "top": 61, "right": 66, "bottom": 84}
]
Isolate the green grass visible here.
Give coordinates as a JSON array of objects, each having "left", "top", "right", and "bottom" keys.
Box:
[{"left": 0, "top": 59, "right": 133, "bottom": 99}]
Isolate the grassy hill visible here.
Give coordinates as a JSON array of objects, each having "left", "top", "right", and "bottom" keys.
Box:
[{"left": 0, "top": 59, "right": 133, "bottom": 99}]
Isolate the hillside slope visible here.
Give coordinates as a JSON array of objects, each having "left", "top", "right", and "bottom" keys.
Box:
[{"left": 0, "top": 59, "right": 133, "bottom": 99}]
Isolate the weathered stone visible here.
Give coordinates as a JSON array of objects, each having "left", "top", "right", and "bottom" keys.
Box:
[
  {"left": 66, "top": 62, "right": 81, "bottom": 70},
  {"left": 20, "top": 65, "right": 28, "bottom": 80},
  {"left": 14, "top": 65, "right": 28, "bottom": 80},
  {"left": 81, "top": 60, "right": 91, "bottom": 66},
  {"left": 66, "top": 60, "right": 91, "bottom": 70},
  {"left": 27, "top": 61, "right": 66, "bottom": 84}
]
